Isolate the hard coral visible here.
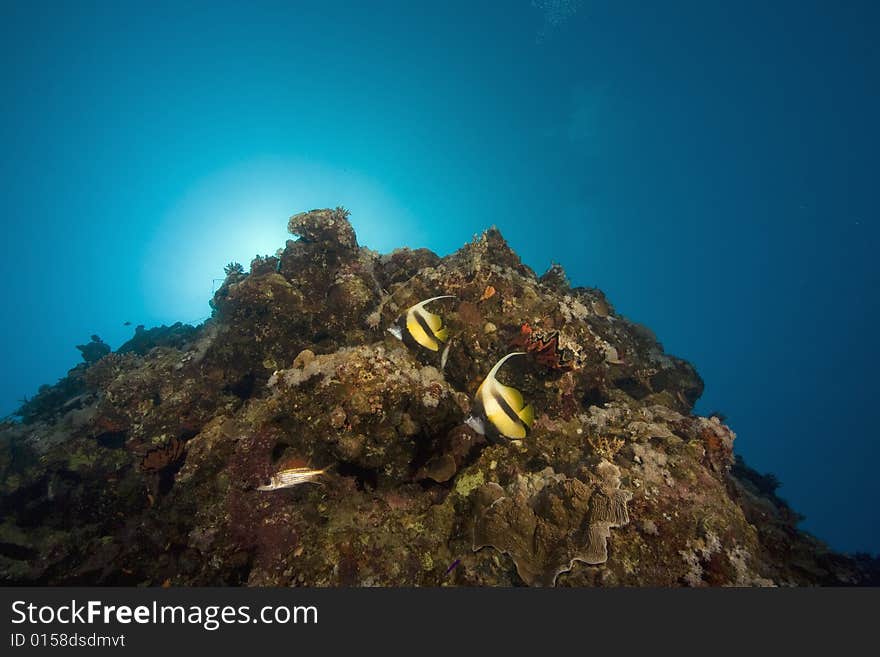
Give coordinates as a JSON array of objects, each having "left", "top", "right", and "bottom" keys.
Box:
[
  {"left": 472, "top": 462, "right": 631, "bottom": 586},
  {"left": 76, "top": 335, "right": 111, "bottom": 364},
  {"left": 0, "top": 207, "right": 869, "bottom": 586},
  {"left": 287, "top": 207, "right": 357, "bottom": 249}
]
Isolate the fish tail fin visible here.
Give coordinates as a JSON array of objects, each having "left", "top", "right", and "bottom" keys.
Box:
[
  {"left": 518, "top": 404, "right": 535, "bottom": 429},
  {"left": 435, "top": 327, "right": 449, "bottom": 342}
]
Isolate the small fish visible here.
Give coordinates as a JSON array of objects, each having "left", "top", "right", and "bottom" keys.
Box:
[
  {"left": 387, "top": 295, "right": 455, "bottom": 352},
  {"left": 465, "top": 352, "right": 534, "bottom": 439},
  {"left": 123, "top": 321, "right": 132, "bottom": 326},
  {"left": 445, "top": 558, "right": 461, "bottom": 575},
  {"left": 257, "top": 465, "right": 332, "bottom": 491}
]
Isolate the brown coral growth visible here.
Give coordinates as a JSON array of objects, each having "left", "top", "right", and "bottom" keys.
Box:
[
  {"left": 472, "top": 462, "right": 632, "bottom": 586},
  {"left": 587, "top": 434, "right": 625, "bottom": 461},
  {"left": 139, "top": 437, "right": 186, "bottom": 472}
]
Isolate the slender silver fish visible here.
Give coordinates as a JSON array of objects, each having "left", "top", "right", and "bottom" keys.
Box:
[{"left": 257, "top": 466, "right": 332, "bottom": 491}]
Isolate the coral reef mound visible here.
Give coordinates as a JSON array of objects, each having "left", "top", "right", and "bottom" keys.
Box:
[{"left": 0, "top": 209, "right": 874, "bottom": 586}]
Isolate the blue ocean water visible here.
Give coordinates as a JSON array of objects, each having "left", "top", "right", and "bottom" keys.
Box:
[{"left": 1, "top": 1, "right": 877, "bottom": 554}]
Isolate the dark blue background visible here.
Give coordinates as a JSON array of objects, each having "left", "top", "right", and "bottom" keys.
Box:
[{"left": 1, "top": 1, "right": 877, "bottom": 553}]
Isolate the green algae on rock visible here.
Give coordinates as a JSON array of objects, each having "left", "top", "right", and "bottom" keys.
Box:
[{"left": 0, "top": 208, "right": 875, "bottom": 586}]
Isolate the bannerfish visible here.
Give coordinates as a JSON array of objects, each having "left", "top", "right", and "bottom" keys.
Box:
[
  {"left": 387, "top": 295, "right": 455, "bottom": 353},
  {"left": 465, "top": 352, "right": 535, "bottom": 439},
  {"left": 256, "top": 465, "right": 332, "bottom": 491}
]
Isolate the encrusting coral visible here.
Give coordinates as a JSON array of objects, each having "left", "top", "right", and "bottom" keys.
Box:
[
  {"left": 472, "top": 460, "right": 632, "bottom": 586},
  {"left": 0, "top": 208, "right": 875, "bottom": 586}
]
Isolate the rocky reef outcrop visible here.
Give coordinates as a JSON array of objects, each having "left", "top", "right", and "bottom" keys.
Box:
[{"left": 0, "top": 208, "right": 874, "bottom": 586}]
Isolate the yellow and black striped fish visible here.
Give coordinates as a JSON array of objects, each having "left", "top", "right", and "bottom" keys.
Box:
[
  {"left": 465, "top": 352, "right": 535, "bottom": 439},
  {"left": 387, "top": 295, "right": 454, "bottom": 352}
]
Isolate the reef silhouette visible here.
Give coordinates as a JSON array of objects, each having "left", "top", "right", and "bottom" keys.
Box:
[{"left": 1, "top": 208, "right": 875, "bottom": 586}]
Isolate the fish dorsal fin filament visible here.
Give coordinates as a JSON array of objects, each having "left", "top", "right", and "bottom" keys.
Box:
[
  {"left": 412, "top": 295, "right": 457, "bottom": 312},
  {"left": 487, "top": 352, "right": 526, "bottom": 381},
  {"left": 412, "top": 295, "right": 455, "bottom": 332}
]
